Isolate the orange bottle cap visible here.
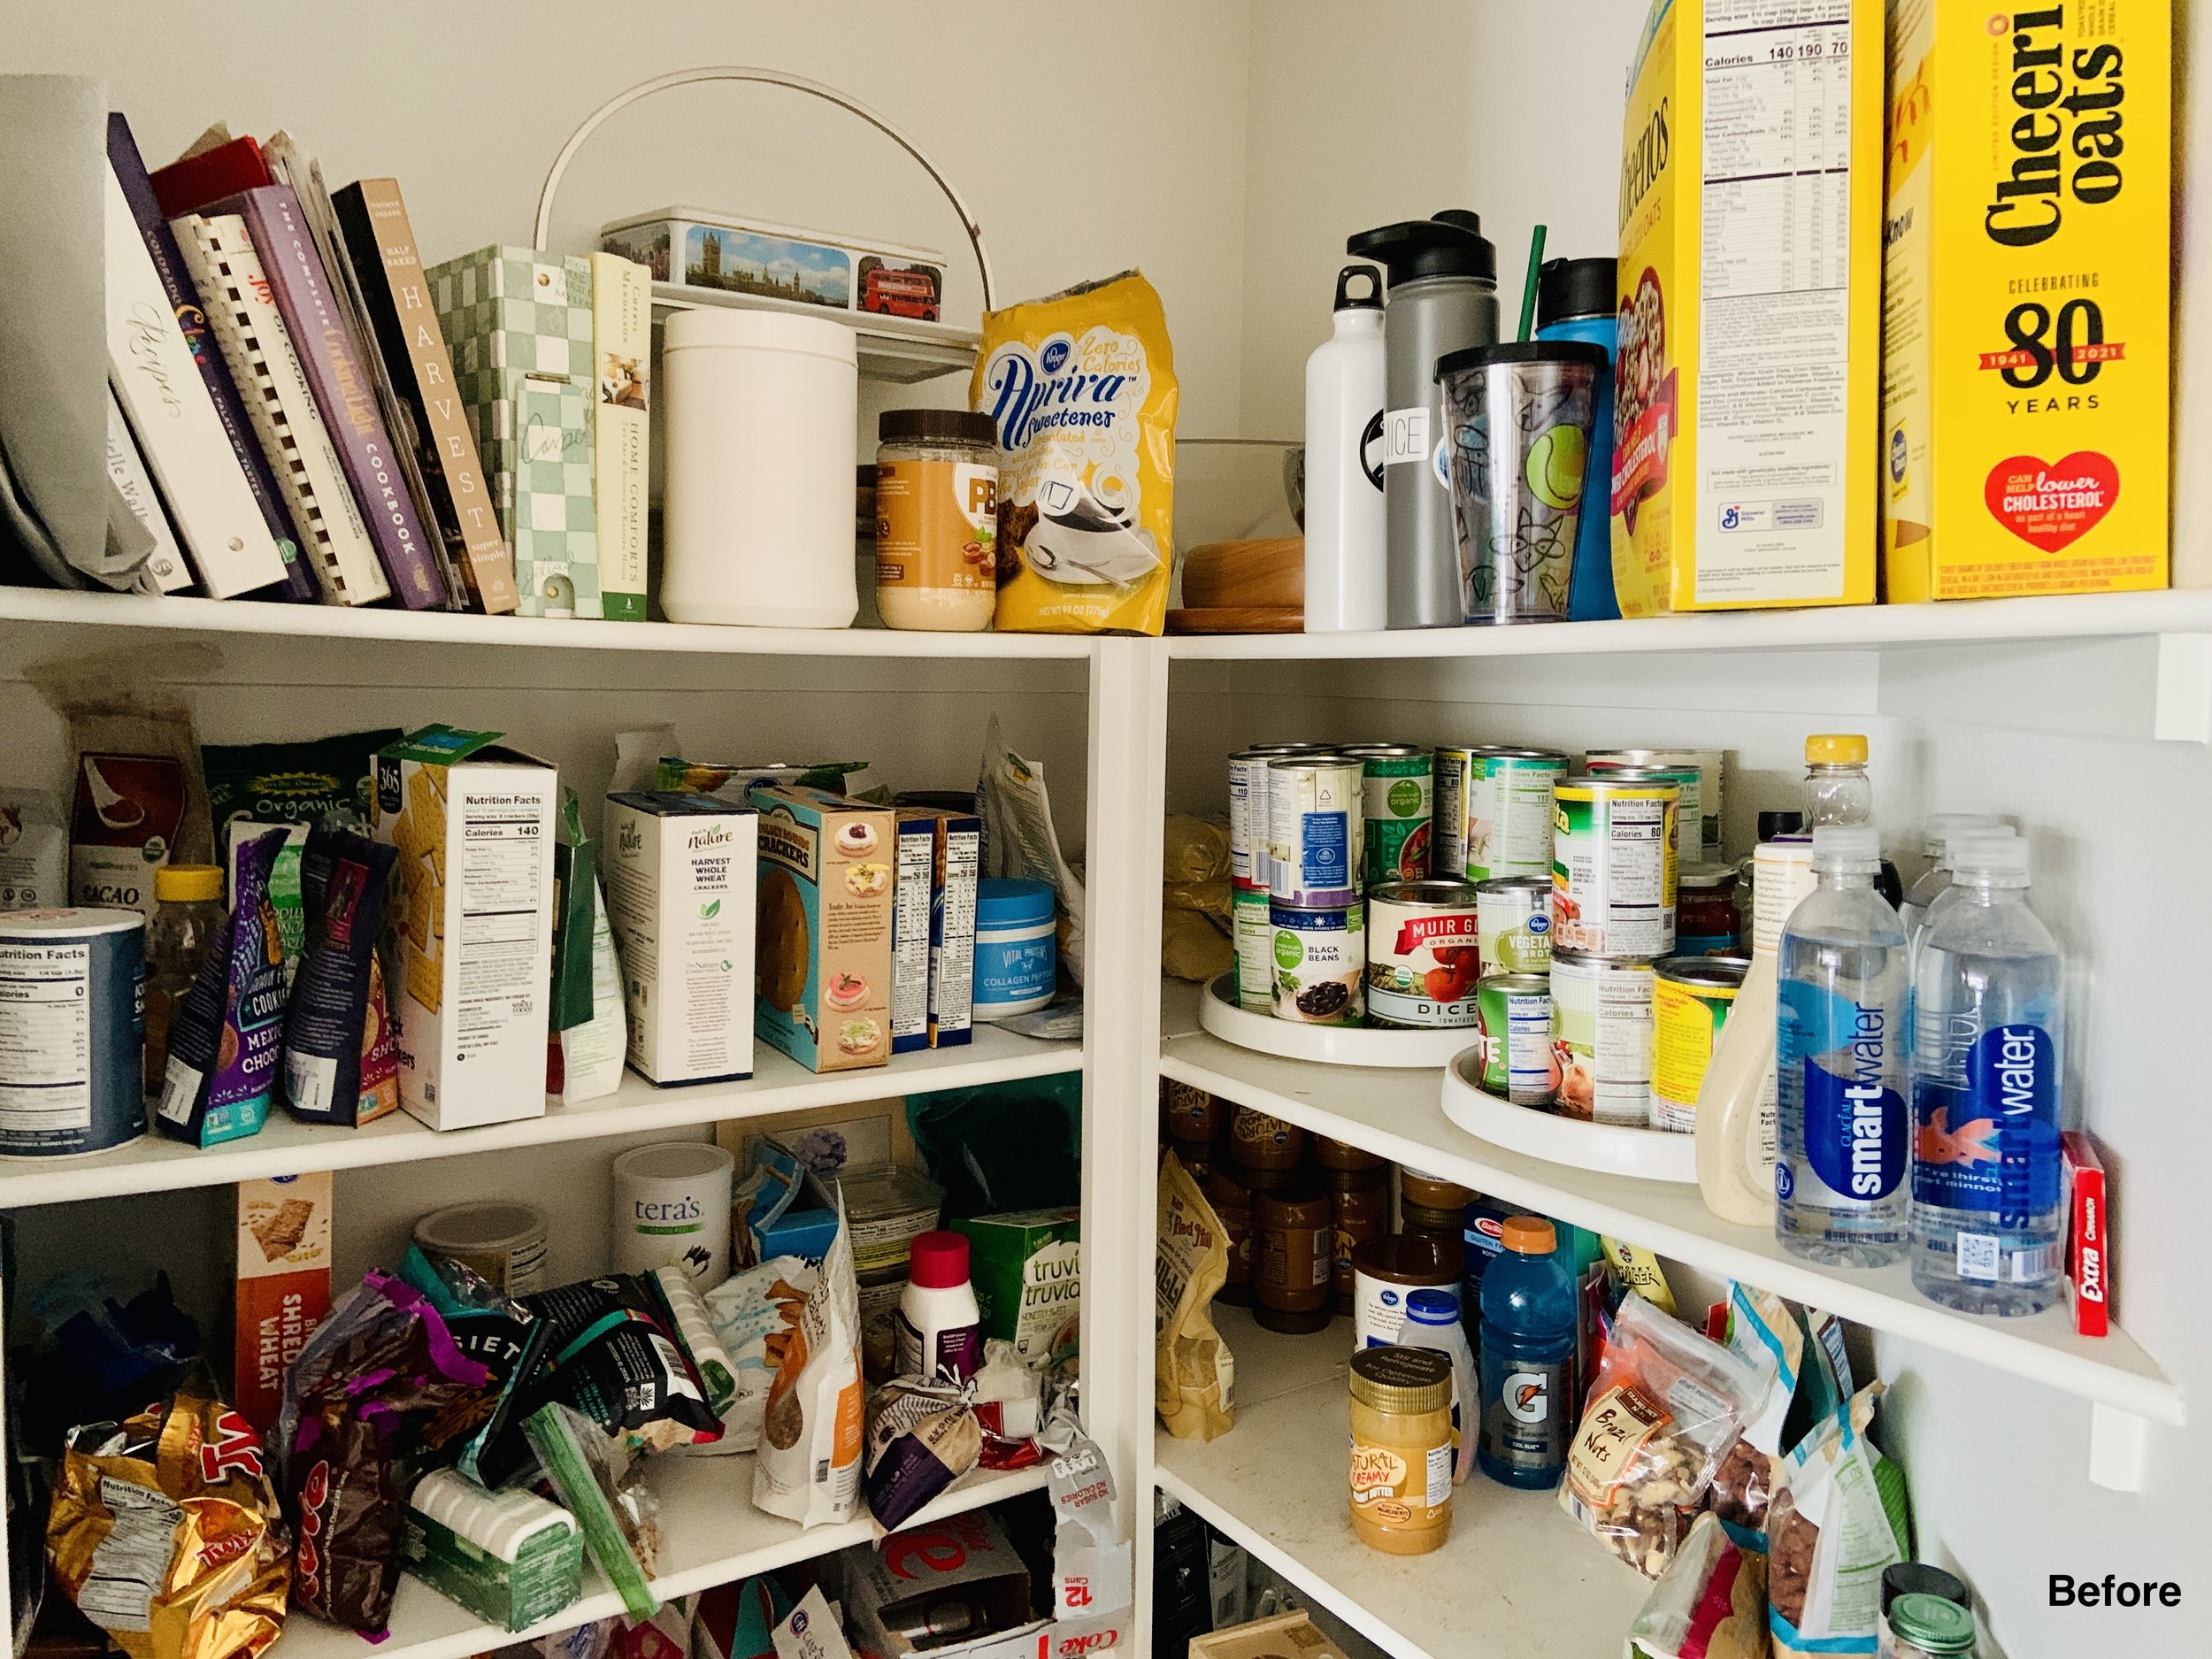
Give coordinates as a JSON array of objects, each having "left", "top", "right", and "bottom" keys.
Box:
[{"left": 1501, "top": 1216, "right": 1555, "bottom": 1255}]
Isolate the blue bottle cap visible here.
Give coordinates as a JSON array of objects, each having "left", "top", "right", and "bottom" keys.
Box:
[{"left": 1405, "top": 1287, "right": 1460, "bottom": 1325}]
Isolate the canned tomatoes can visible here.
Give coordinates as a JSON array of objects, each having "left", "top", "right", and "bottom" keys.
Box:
[
  {"left": 1233, "top": 885, "right": 1275, "bottom": 1010},
  {"left": 1476, "top": 874, "right": 1554, "bottom": 974},
  {"left": 1344, "top": 745, "right": 1434, "bottom": 886},
  {"left": 1649, "top": 954, "right": 1748, "bottom": 1133},
  {"left": 1549, "top": 949, "right": 1655, "bottom": 1127},
  {"left": 1430, "top": 746, "right": 1486, "bottom": 880},
  {"left": 1229, "top": 743, "right": 1321, "bottom": 890},
  {"left": 1477, "top": 972, "right": 1555, "bottom": 1105},
  {"left": 1466, "top": 749, "right": 1571, "bottom": 881},
  {"left": 1588, "top": 749, "right": 1724, "bottom": 855},
  {"left": 1271, "top": 900, "right": 1365, "bottom": 1025},
  {"left": 0, "top": 908, "right": 146, "bottom": 1157},
  {"left": 1549, "top": 772, "right": 1679, "bottom": 957},
  {"left": 1363, "top": 879, "right": 1482, "bottom": 1029},
  {"left": 1268, "top": 756, "right": 1365, "bottom": 907},
  {"left": 1585, "top": 763, "right": 1702, "bottom": 868}
]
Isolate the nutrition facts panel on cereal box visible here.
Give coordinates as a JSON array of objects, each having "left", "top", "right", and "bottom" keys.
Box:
[
  {"left": 1696, "top": 0, "right": 1855, "bottom": 603},
  {"left": 457, "top": 801, "right": 546, "bottom": 1040}
]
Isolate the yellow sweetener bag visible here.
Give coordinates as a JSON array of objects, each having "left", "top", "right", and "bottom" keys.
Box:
[{"left": 972, "top": 271, "right": 1178, "bottom": 634}]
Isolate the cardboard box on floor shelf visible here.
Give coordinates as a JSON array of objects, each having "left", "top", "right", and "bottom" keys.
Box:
[
  {"left": 1880, "top": 0, "right": 2170, "bottom": 600},
  {"left": 836, "top": 1509, "right": 1041, "bottom": 1659},
  {"left": 1609, "top": 0, "right": 1882, "bottom": 613},
  {"left": 750, "top": 786, "right": 895, "bottom": 1073},
  {"left": 234, "top": 1172, "right": 332, "bottom": 1431},
  {"left": 373, "top": 726, "right": 557, "bottom": 1129},
  {"left": 1190, "top": 1614, "right": 1354, "bottom": 1659}
]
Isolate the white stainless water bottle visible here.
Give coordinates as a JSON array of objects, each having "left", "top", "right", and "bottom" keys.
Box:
[{"left": 1302, "top": 265, "right": 1386, "bottom": 632}]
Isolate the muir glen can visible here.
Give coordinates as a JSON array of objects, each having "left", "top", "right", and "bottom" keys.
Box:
[
  {"left": 1549, "top": 772, "right": 1678, "bottom": 957},
  {"left": 1477, "top": 875, "right": 1554, "bottom": 974},
  {"left": 1478, "top": 972, "right": 1555, "bottom": 1104},
  {"left": 1550, "top": 949, "right": 1655, "bottom": 1127},
  {"left": 1345, "top": 745, "right": 1434, "bottom": 886},
  {"left": 1466, "top": 749, "right": 1571, "bottom": 881},
  {"left": 1364, "top": 879, "right": 1481, "bottom": 1029},
  {"left": 1268, "top": 756, "right": 1365, "bottom": 908}
]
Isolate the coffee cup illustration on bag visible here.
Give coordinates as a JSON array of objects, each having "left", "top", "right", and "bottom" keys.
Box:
[{"left": 1020, "top": 473, "right": 1161, "bottom": 588}]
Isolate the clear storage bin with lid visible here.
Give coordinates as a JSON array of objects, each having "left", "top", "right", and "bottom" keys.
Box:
[{"left": 874, "top": 410, "right": 999, "bottom": 631}]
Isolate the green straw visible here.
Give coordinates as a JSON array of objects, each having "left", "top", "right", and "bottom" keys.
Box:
[{"left": 1517, "top": 223, "right": 1548, "bottom": 342}]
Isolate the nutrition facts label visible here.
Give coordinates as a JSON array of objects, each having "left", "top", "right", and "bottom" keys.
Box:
[
  {"left": 1697, "top": 0, "right": 1855, "bottom": 602},
  {"left": 0, "top": 941, "right": 92, "bottom": 1135},
  {"left": 457, "top": 802, "right": 546, "bottom": 1048}
]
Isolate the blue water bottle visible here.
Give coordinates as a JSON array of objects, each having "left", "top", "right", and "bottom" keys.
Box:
[
  {"left": 1476, "top": 1214, "right": 1577, "bottom": 1489},
  {"left": 1533, "top": 257, "right": 1620, "bottom": 621}
]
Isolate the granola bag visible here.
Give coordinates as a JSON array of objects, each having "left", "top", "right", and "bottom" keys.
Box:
[
  {"left": 1155, "top": 1151, "right": 1233, "bottom": 1440},
  {"left": 972, "top": 272, "right": 1178, "bottom": 635},
  {"left": 1709, "top": 1283, "right": 1805, "bottom": 1550}
]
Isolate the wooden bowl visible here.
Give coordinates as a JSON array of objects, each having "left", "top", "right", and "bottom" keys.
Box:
[{"left": 1179, "top": 538, "right": 1303, "bottom": 610}]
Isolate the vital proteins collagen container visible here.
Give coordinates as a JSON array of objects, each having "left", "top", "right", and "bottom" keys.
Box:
[{"left": 973, "top": 879, "right": 1056, "bottom": 1019}]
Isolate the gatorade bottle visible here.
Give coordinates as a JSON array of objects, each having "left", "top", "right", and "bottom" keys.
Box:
[{"left": 1475, "top": 1215, "right": 1576, "bottom": 1489}]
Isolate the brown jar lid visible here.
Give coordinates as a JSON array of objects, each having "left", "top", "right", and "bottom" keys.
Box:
[
  {"left": 1313, "top": 1134, "right": 1384, "bottom": 1171},
  {"left": 1501, "top": 1215, "right": 1556, "bottom": 1255},
  {"left": 1202, "top": 1168, "right": 1255, "bottom": 1210},
  {"left": 1325, "top": 1164, "right": 1387, "bottom": 1194},
  {"left": 1351, "top": 1231, "right": 1464, "bottom": 1284},
  {"left": 1399, "top": 1167, "right": 1474, "bottom": 1210},
  {"left": 1234, "top": 1161, "right": 1298, "bottom": 1194},
  {"left": 1348, "top": 1345, "right": 1454, "bottom": 1413},
  {"left": 1399, "top": 1200, "right": 1464, "bottom": 1233}
]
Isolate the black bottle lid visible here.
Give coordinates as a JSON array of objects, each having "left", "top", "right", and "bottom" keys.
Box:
[
  {"left": 879, "top": 409, "right": 997, "bottom": 446},
  {"left": 1347, "top": 214, "right": 1497, "bottom": 287},
  {"left": 1333, "top": 264, "right": 1384, "bottom": 311},
  {"left": 1536, "top": 256, "right": 1618, "bottom": 326}
]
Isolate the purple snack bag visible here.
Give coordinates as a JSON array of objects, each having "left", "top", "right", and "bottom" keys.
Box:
[
  {"left": 154, "top": 829, "right": 285, "bottom": 1147},
  {"left": 862, "top": 1375, "right": 982, "bottom": 1532}
]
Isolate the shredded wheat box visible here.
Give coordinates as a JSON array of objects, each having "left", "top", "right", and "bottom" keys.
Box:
[
  {"left": 1611, "top": 0, "right": 1883, "bottom": 613},
  {"left": 1881, "top": 0, "right": 2169, "bottom": 600},
  {"left": 234, "top": 1171, "right": 332, "bottom": 1431},
  {"left": 373, "top": 726, "right": 557, "bottom": 1129}
]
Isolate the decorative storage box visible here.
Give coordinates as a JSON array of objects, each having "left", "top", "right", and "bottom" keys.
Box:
[{"left": 601, "top": 206, "right": 951, "bottom": 327}]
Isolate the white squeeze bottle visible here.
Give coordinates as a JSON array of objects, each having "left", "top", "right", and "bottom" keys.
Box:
[
  {"left": 895, "top": 1231, "right": 983, "bottom": 1382},
  {"left": 1695, "top": 837, "right": 1816, "bottom": 1225},
  {"left": 1302, "top": 265, "right": 1387, "bottom": 632}
]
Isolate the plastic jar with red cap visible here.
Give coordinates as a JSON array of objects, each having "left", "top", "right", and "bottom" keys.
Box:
[{"left": 895, "top": 1230, "right": 982, "bottom": 1381}]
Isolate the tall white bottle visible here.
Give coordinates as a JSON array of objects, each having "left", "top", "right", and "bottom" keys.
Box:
[{"left": 1303, "top": 265, "right": 1387, "bottom": 632}]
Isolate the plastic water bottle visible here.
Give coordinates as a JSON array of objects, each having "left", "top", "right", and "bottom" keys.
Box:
[
  {"left": 1900, "top": 815, "right": 2008, "bottom": 950},
  {"left": 1476, "top": 1215, "right": 1576, "bottom": 1489},
  {"left": 1776, "top": 825, "right": 1909, "bottom": 1267},
  {"left": 1909, "top": 835, "right": 2064, "bottom": 1315}
]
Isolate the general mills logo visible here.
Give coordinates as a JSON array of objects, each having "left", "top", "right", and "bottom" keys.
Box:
[{"left": 1721, "top": 504, "right": 1741, "bottom": 530}]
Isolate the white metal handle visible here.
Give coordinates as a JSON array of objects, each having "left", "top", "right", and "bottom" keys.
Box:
[{"left": 532, "top": 65, "right": 996, "bottom": 311}]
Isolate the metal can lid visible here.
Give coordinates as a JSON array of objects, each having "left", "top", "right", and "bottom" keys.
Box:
[
  {"left": 1479, "top": 972, "right": 1551, "bottom": 995},
  {"left": 1339, "top": 743, "right": 1429, "bottom": 759},
  {"left": 1558, "top": 772, "right": 1679, "bottom": 795},
  {"left": 1233, "top": 743, "right": 1331, "bottom": 759},
  {"left": 1480, "top": 748, "right": 1571, "bottom": 763},
  {"left": 1370, "top": 879, "right": 1480, "bottom": 907},
  {"left": 1348, "top": 1345, "right": 1455, "bottom": 1414},
  {"left": 1268, "top": 753, "right": 1363, "bottom": 772},
  {"left": 1551, "top": 947, "right": 1656, "bottom": 968},
  {"left": 1475, "top": 875, "right": 1553, "bottom": 895},
  {"left": 0, "top": 907, "right": 144, "bottom": 938},
  {"left": 1655, "top": 955, "right": 1750, "bottom": 989}
]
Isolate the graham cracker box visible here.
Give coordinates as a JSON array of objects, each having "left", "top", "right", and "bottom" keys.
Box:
[
  {"left": 1611, "top": 0, "right": 1883, "bottom": 613},
  {"left": 1881, "top": 0, "right": 2170, "bottom": 600},
  {"left": 374, "top": 726, "right": 557, "bottom": 1128},
  {"left": 749, "top": 785, "right": 894, "bottom": 1073},
  {"left": 234, "top": 1172, "right": 332, "bottom": 1431},
  {"left": 603, "top": 791, "right": 757, "bottom": 1085}
]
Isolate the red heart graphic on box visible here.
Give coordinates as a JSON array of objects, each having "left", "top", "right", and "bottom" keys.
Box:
[{"left": 1983, "top": 451, "right": 2120, "bottom": 551}]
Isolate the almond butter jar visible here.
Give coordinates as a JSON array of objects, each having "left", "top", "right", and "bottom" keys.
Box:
[
  {"left": 1231, "top": 1106, "right": 1306, "bottom": 1171},
  {"left": 874, "top": 410, "right": 999, "bottom": 631},
  {"left": 1253, "top": 1185, "right": 1335, "bottom": 1334}
]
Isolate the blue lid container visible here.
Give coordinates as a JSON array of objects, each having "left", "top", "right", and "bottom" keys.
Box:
[
  {"left": 974, "top": 879, "right": 1056, "bottom": 1019},
  {"left": 977, "top": 879, "right": 1055, "bottom": 927}
]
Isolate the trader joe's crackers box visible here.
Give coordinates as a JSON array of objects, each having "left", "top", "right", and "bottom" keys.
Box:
[
  {"left": 1881, "top": 0, "right": 2170, "bottom": 600},
  {"left": 1611, "top": 0, "right": 1881, "bottom": 613},
  {"left": 374, "top": 726, "right": 557, "bottom": 1128},
  {"left": 750, "top": 785, "right": 894, "bottom": 1073}
]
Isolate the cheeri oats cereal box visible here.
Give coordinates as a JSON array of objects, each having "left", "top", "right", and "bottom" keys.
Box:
[
  {"left": 1611, "top": 0, "right": 1883, "bottom": 614},
  {"left": 373, "top": 726, "right": 557, "bottom": 1129},
  {"left": 1882, "top": 0, "right": 2169, "bottom": 600}
]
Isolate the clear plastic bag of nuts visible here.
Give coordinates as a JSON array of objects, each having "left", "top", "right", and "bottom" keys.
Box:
[{"left": 1557, "top": 1293, "right": 1763, "bottom": 1578}]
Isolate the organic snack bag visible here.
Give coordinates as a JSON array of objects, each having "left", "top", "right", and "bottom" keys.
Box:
[{"left": 972, "top": 272, "right": 1178, "bottom": 635}]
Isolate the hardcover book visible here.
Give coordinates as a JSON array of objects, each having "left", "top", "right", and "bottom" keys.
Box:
[
  {"left": 587, "top": 251, "right": 649, "bottom": 620},
  {"left": 102, "top": 382, "right": 188, "bottom": 593}
]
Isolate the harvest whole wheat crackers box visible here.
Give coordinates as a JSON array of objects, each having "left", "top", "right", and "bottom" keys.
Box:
[
  {"left": 1881, "top": 0, "right": 2169, "bottom": 600},
  {"left": 373, "top": 726, "right": 557, "bottom": 1128},
  {"left": 1610, "top": 0, "right": 1883, "bottom": 613}
]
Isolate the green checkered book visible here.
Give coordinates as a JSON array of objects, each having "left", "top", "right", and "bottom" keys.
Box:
[{"left": 426, "top": 247, "right": 601, "bottom": 618}]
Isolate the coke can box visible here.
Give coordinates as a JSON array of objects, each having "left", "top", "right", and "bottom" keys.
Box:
[
  {"left": 1880, "top": 0, "right": 2169, "bottom": 600},
  {"left": 234, "top": 1172, "right": 332, "bottom": 1432},
  {"left": 373, "top": 726, "right": 557, "bottom": 1129},
  {"left": 833, "top": 1509, "right": 1039, "bottom": 1659},
  {"left": 603, "top": 792, "right": 757, "bottom": 1086}
]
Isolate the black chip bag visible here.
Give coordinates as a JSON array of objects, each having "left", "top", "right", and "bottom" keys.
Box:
[
  {"left": 520, "top": 1276, "right": 725, "bottom": 1453},
  {"left": 280, "top": 830, "right": 399, "bottom": 1126}
]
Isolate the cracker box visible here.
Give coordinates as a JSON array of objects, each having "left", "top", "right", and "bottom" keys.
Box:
[
  {"left": 749, "top": 785, "right": 895, "bottom": 1073},
  {"left": 1611, "top": 0, "right": 1882, "bottom": 613},
  {"left": 603, "top": 792, "right": 758, "bottom": 1085},
  {"left": 234, "top": 1172, "right": 332, "bottom": 1430},
  {"left": 1881, "top": 0, "right": 2170, "bottom": 600},
  {"left": 899, "top": 806, "right": 982, "bottom": 1049},
  {"left": 373, "top": 726, "right": 557, "bottom": 1128}
]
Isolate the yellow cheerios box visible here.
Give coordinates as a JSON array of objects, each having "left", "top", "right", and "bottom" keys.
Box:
[
  {"left": 1882, "top": 0, "right": 2170, "bottom": 601},
  {"left": 1611, "top": 0, "right": 1884, "bottom": 614}
]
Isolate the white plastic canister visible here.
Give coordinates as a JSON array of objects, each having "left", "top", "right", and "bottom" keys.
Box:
[{"left": 659, "top": 309, "right": 859, "bottom": 627}]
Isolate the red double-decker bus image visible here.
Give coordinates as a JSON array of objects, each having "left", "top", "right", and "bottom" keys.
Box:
[{"left": 862, "top": 263, "right": 940, "bottom": 321}]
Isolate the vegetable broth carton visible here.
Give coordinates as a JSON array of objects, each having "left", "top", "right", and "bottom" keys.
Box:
[
  {"left": 1610, "top": 0, "right": 1882, "bottom": 613},
  {"left": 749, "top": 785, "right": 895, "bottom": 1073},
  {"left": 1881, "top": 0, "right": 2169, "bottom": 600},
  {"left": 373, "top": 726, "right": 557, "bottom": 1129}
]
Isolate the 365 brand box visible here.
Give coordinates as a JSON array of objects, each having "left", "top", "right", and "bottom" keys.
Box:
[
  {"left": 603, "top": 791, "right": 757, "bottom": 1085},
  {"left": 1880, "top": 0, "right": 2170, "bottom": 600},
  {"left": 374, "top": 726, "right": 557, "bottom": 1129},
  {"left": 749, "top": 786, "right": 895, "bottom": 1073}
]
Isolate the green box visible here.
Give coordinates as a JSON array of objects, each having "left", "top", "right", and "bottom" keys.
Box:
[
  {"left": 402, "top": 1472, "right": 584, "bottom": 1632},
  {"left": 952, "top": 1207, "right": 1080, "bottom": 1368}
]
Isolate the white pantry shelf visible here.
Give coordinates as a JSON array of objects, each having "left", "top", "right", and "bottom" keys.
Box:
[
  {"left": 280, "top": 1455, "right": 1046, "bottom": 1659},
  {"left": 0, "top": 1025, "right": 1079, "bottom": 1209},
  {"left": 1154, "top": 1305, "right": 1647, "bottom": 1659},
  {"left": 1158, "top": 981, "right": 2183, "bottom": 1431}
]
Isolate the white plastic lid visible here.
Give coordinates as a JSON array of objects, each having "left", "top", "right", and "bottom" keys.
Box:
[
  {"left": 1810, "top": 824, "right": 1881, "bottom": 864},
  {"left": 1922, "top": 813, "right": 2002, "bottom": 858},
  {"left": 1952, "top": 833, "right": 2030, "bottom": 879},
  {"left": 662, "top": 305, "right": 860, "bottom": 364}
]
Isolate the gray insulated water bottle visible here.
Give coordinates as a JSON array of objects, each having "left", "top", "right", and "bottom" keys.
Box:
[{"left": 1347, "top": 213, "right": 1498, "bottom": 629}]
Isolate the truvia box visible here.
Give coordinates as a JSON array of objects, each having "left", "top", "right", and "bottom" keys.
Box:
[
  {"left": 403, "top": 1469, "right": 583, "bottom": 1632},
  {"left": 953, "top": 1207, "right": 1080, "bottom": 1370},
  {"left": 750, "top": 785, "right": 895, "bottom": 1073},
  {"left": 373, "top": 726, "right": 557, "bottom": 1130},
  {"left": 603, "top": 791, "right": 758, "bottom": 1085},
  {"left": 1610, "top": 0, "right": 1881, "bottom": 613},
  {"left": 899, "top": 806, "right": 981, "bottom": 1049}
]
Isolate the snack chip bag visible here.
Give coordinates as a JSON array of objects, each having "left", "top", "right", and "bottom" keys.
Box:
[
  {"left": 49, "top": 1393, "right": 289, "bottom": 1659},
  {"left": 972, "top": 271, "right": 1178, "bottom": 635}
]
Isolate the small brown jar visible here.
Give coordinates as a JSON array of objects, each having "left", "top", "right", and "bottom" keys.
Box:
[
  {"left": 1399, "top": 1168, "right": 1474, "bottom": 1211},
  {"left": 1168, "top": 1138, "right": 1215, "bottom": 1184},
  {"left": 1162, "top": 1079, "right": 1228, "bottom": 1144},
  {"left": 1328, "top": 1167, "right": 1388, "bottom": 1313},
  {"left": 1203, "top": 1167, "right": 1257, "bottom": 1306},
  {"left": 1231, "top": 1107, "right": 1306, "bottom": 1171},
  {"left": 1253, "top": 1185, "right": 1334, "bottom": 1334},
  {"left": 1314, "top": 1134, "right": 1384, "bottom": 1172}
]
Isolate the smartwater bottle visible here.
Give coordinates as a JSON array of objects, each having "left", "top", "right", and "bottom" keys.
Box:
[
  {"left": 1909, "top": 835, "right": 2064, "bottom": 1315},
  {"left": 1776, "top": 825, "right": 1908, "bottom": 1267}
]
